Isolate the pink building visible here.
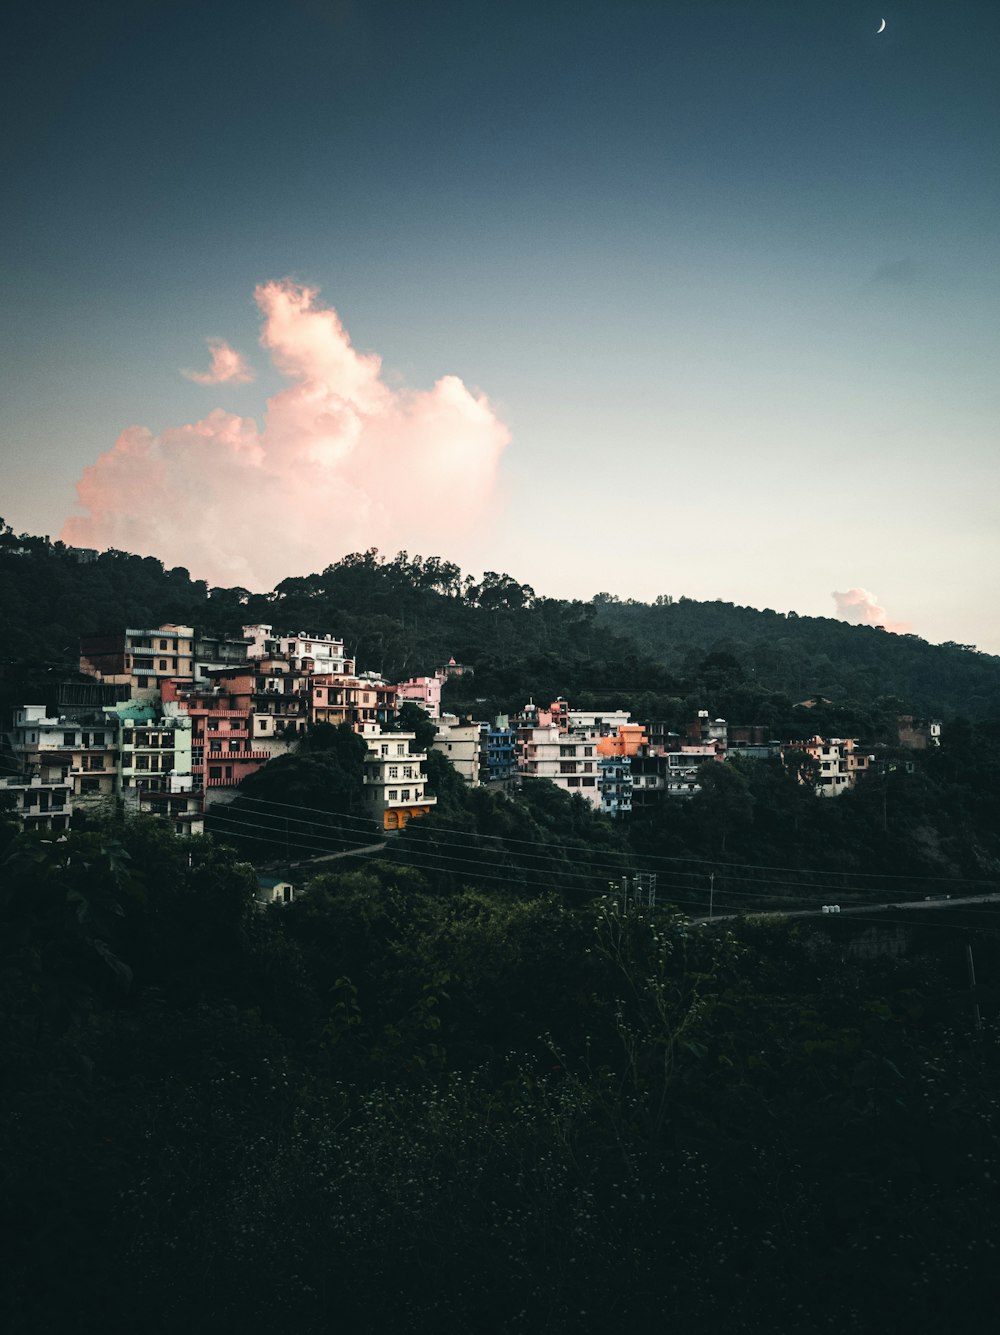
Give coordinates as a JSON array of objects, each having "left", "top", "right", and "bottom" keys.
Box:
[{"left": 396, "top": 674, "right": 443, "bottom": 719}]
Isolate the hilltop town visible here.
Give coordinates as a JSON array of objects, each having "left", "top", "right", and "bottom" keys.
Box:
[{"left": 3, "top": 615, "right": 942, "bottom": 841}]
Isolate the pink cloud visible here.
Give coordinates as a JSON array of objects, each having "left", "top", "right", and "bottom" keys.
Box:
[
  {"left": 832, "top": 587, "right": 910, "bottom": 634},
  {"left": 63, "top": 281, "right": 510, "bottom": 587},
  {"left": 182, "top": 338, "right": 256, "bottom": 385}
]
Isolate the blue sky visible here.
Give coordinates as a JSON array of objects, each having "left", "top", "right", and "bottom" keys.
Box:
[{"left": 2, "top": 1, "right": 998, "bottom": 648}]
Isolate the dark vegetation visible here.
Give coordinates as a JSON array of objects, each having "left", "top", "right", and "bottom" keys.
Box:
[
  {"left": 4, "top": 525, "right": 1000, "bottom": 1330},
  {"left": 3, "top": 813, "right": 1000, "bottom": 1333},
  {"left": 4, "top": 523, "right": 1000, "bottom": 734}
]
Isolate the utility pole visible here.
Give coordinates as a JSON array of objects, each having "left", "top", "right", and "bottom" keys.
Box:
[
  {"left": 965, "top": 934, "right": 983, "bottom": 1034},
  {"left": 709, "top": 871, "right": 716, "bottom": 920}
]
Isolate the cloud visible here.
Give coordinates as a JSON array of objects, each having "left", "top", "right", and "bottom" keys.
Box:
[
  {"left": 63, "top": 281, "right": 510, "bottom": 587},
  {"left": 182, "top": 337, "right": 256, "bottom": 385},
  {"left": 832, "top": 587, "right": 909, "bottom": 634}
]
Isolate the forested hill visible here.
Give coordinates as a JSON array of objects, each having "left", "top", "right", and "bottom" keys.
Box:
[{"left": 2, "top": 523, "right": 999, "bottom": 726}]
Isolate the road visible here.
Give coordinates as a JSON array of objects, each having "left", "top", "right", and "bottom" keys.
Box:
[{"left": 694, "top": 891, "right": 1000, "bottom": 924}]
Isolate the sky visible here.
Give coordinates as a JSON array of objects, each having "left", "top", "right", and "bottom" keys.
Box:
[{"left": 1, "top": 0, "right": 998, "bottom": 649}]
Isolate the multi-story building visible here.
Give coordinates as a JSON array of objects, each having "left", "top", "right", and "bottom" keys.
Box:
[
  {"left": 598, "top": 755, "right": 633, "bottom": 817},
  {"left": 396, "top": 674, "right": 443, "bottom": 719},
  {"left": 243, "top": 624, "right": 354, "bottom": 676},
  {"left": 193, "top": 632, "right": 252, "bottom": 684},
  {"left": 687, "top": 710, "right": 728, "bottom": 750},
  {"left": 727, "top": 724, "right": 781, "bottom": 759},
  {"left": 0, "top": 767, "right": 72, "bottom": 833},
  {"left": 783, "top": 736, "right": 872, "bottom": 796},
  {"left": 631, "top": 743, "right": 724, "bottom": 806},
  {"left": 310, "top": 673, "right": 397, "bottom": 730},
  {"left": 432, "top": 714, "right": 483, "bottom": 785},
  {"left": 113, "top": 703, "right": 195, "bottom": 807},
  {"left": 517, "top": 723, "right": 601, "bottom": 807},
  {"left": 361, "top": 725, "right": 437, "bottom": 831},
  {"left": 79, "top": 624, "right": 194, "bottom": 702},
  {"left": 568, "top": 708, "right": 632, "bottom": 736},
  {"left": 482, "top": 716, "right": 517, "bottom": 785},
  {"left": 161, "top": 681, "right": 272, "bottom": 805},
  {"left": 7, "top": 705, "right": 118, "bottom": 814}
]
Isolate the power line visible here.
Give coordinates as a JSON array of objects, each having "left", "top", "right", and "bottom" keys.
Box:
[{"left": 226, "top": 790, "right": 996, "bottom": 888}]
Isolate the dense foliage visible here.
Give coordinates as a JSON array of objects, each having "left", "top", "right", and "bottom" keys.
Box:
[
  {"left": 4, "top": 525, "right": 1000, "bottom": 734},
  {"left": 3, "top": 815, "right": 1000, "bottom": 1333}
]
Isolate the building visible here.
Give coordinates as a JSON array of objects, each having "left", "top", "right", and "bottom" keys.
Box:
[
  {"left": 598, "top": 755, "right": 633, "bottom": 816},
  {"left": 897, "top": 716, "right": 942, "bottom": 749},
  {"left": 396, "top": 674, "right": 443, "bottom": 719},
  {"left": 243, "top": 624, "right": 354, "bottom": 676},
  {"left": 517, "top": 723, "right": 601, "bottom": 807},
  {"left": 112, "top": 704, "right": 201, "bottom": 831},
  {"left": 0, "top": 769, "right": 72, "bottom": 832},
  {"left": 6, "top": 705, "right": 118, "bottom": 814},
  {"left": 783, "top": 736, "right": 872, "bottom": 796},
  {"left": 161, "top": 680, "right": 272, "bottom": 804},
  {"left": 256, "top": 875, "right": 296, "bottom": 906},
  {"left": 79, "top": 624, "right": 194, "bottom": 702},
  {"left": 311, "top": 673, "right": 397, "bottom": 730},
  {"left": 193, "top": 632, "right": 252, "bottom": 683},
  {"left": 482, "top": 716, "right": 517, "bottom": 785},
  {"left": 361, "top": 725, "right": 437, "bottom": 831},
  {"left": 432, "top": 714, "right": 483, "bottom": 785}
]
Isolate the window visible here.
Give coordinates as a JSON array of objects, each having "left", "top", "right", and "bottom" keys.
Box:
[
  {"left": 567, "top": 777, "right": 580, "bottom": 787},
  {"left": 389, "top": 766, "right": 398, "bottom": 778},
  {"left": 404, "top": 766, "right": 413, "bottom": 779},
  {"left": 380, "top": 744, "right": 389, "bottom": 756},
  {"left": 401, "top": 789, "right": 411, "bottom": 801},
  {"left": 62, "top": 731, "right": 76, "bottom": 745},
  {"left": 137, "top": 677, "right": 149, "bottom": 688},
  {"left": 582, "top": 777, "right": 595, "bottom": 786},
  {"left": 158, "top": 659, "right": 167, "bottom": 670},
  {"left": 397, "top": 744, "right": 406, "bottom": 756},
  {"left": 229, "top": 741, "right": 240, "bottom": 752},
  {"left": 210, "top": 741, "right": 222, "bottom": 753},
  {"left": 560, "top": 762, "right": 577, "bottom": 774},
  {"left": 80, "top": 778, "right": 100, "bottom": 794},
  {"left": 389, "top": 789, "right": 398, "bottom": 801},
  {"left": 209, "top": 766, "right": 221, "bottom": 779},
  {"left": 584, "top": 746, "right": 593, "bottom": 757}
]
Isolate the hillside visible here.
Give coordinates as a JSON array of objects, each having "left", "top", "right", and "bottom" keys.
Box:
[{"left": 2, "top": 523, "right": 999, "bottom": 731}]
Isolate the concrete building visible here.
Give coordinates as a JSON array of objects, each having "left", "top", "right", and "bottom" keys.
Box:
[
  {"left": 897, "top": 716, "right": 942, "bottom": 749},
  {"left": 310, "top": 673, "right": 397, "bottom": 730},
  {"left": 783, "top": 736, "right": 872, "bottom": 796},
  {"left": 7, "top": 705, "right": 117, "bottom": 814},
  {"left": 193, "top": 632, "right": 252, "bottom": 684},
  {"left": 482, "top": 716, "right": 517, "bottom": 785},
  {"left": 396, "top": 674, "right": 443, "bottom": 719},
  {"left": 160, "top": 681, "right": 272, "bottom": 803},
  {"left": 432, "top": 713, "right": 483, "bottom": 785},
  {"left": 243, "top": 624, "right": 354, "bottom": 676},
  {"left": 517, "top": 723, "right": 601, "bottom": 808},
  {"left": 0, "top": 768, "right": 72, "bottom": 832},
  {"left": 361, "top": 725, "right": 437, "bottom": 831},
  {"left": 598, "top": 755, "right": 633, "bottom": 817},
  {"left": 568, "top": 708, "right": 632, "bottom": 736},
  {"left": 79, "top": 624, "right": 194, "bottom": 702}
]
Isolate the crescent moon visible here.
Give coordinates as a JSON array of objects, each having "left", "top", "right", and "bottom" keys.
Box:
[{"left": 877, "top": 18, "right": 886, "bottom": 32}]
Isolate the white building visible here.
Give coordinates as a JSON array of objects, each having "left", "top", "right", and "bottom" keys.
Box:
[
  {"left": 243, "top": 624, "right": 353, "bottom": 675},
  {"left": 567, "top": 709, "right": 633, "bottom": 736},
  {"left": 518, "top": 723, "right": 601, "bottom": 808},
  {"left": 361, "top": 725, "right": 437, "bottom": 831},
  {"left": 8, "top": 706, "right": 117, "bottom": 812},
  {"left": 432, "top": 714, "right": 483, "bottom": 785}
]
